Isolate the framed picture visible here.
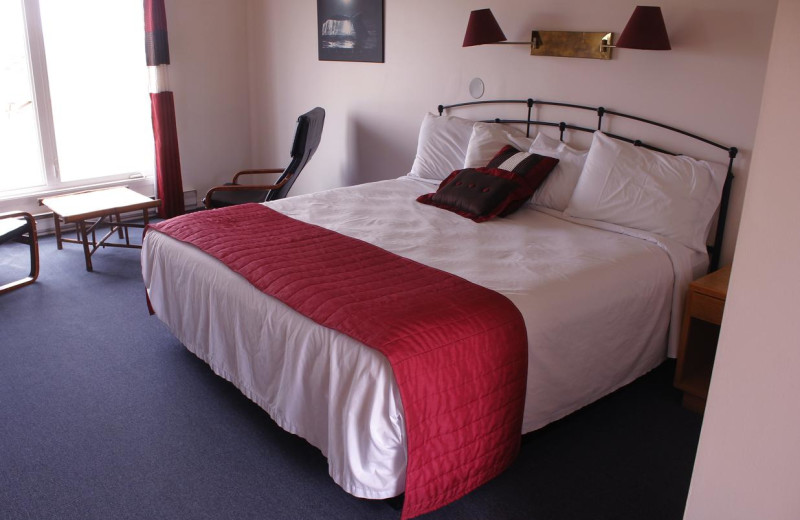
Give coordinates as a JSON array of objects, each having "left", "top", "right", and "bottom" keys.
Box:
[{"left": 317, "top": 0, "right": 384, "bottom": 63}]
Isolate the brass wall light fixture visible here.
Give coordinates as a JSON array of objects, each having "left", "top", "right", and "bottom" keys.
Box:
[{"left": 463, "top": 6, "right": 671, "bottom": 60}]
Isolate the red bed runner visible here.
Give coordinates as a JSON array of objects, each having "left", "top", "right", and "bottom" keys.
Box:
[{"left": 150, "top": 203, "right": 528, "bottom": 519}]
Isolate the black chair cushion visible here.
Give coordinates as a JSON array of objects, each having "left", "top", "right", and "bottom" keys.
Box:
[{"left": 206, "top": 189, "right": 272, "bottom": 208}]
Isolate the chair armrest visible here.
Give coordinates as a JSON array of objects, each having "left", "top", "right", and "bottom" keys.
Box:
[
  {"left": 0, "top": 211, "right": 35, "bottom": 222},
  {"left": 232, "top": 169, "right": 284, "bottom": 184}
]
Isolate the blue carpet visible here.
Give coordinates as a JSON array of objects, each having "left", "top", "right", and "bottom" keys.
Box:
[{"left": 0, "top": 228, "right": 702, "bottom": 519}]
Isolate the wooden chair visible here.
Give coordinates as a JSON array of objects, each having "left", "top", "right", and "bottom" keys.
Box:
[
  {"left": 204, "top": 107, "right": 325, "bottom": 209},
  {"left": 0, "top": 211, "right": 39, "bottom": 295}
]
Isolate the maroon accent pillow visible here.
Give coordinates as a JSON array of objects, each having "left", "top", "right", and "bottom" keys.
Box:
[
  {"left": 486, "top": 145, "right": 560, "bottom": 191},
  {"left": 416, "top": 167, "right": 536, "bottom": 222}
]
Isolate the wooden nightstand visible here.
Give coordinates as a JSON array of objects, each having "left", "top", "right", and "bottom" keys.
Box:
[{"left": 674, "top": 266, "right": 731, "bottom": 413}]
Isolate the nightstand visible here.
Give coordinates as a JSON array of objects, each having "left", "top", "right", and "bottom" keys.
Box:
[{"left": 674, "top": 266, "right": 731, "bottom": 413}]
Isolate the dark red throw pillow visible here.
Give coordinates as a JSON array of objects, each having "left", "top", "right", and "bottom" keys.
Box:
[
  {"left": 416, "top": 146, "right": 559, "bottom": 222},
  {"left": 416, "top": 167, "right": 536, "bottom": 222}
]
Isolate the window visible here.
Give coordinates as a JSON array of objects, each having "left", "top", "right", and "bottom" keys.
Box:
[
  {"left": 0, "top": 0, "right": 154, "bottom": 197},
  {"left": 1, "top": 0, "right": 44, "bottom": 192}
]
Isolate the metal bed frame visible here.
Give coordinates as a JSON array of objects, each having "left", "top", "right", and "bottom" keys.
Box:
[{"left": 438, "top": 99, "right": 738, "bottom": 272}]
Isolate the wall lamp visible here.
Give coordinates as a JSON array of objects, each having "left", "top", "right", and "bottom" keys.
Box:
[{"left": 462, "top": 6, "right": 671, "bottom": 60}]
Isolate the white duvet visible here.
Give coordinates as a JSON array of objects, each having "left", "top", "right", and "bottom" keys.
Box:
[{"left": 141, "top": 176, "right": 706, "bottom": 499}]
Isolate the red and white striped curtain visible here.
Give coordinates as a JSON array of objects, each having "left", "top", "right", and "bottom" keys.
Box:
[{"left": 144, "top": 0, "right": 184, "bottom": 218}]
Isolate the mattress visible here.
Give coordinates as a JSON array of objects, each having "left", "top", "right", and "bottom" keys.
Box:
[{"left": 141, "top": 176, "right": 705, "bottom": 499}]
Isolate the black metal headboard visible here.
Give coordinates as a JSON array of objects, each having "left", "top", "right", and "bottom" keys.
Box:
[{"left": 438, "top": 98, "right": 737, "bottom": 272}]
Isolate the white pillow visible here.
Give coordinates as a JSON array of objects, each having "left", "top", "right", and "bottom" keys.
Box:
[
  {"left": 408, "top": 113, "right": 475, "bottom": 181},
  {"left": 463, "top": 122, "right": 534, "bottom": 168},
  {"left": 564, "top": 131, "right": 727, "bottom": 252},
  {"left": 528, "top": 133, "right": 588, "bottom": 211}
]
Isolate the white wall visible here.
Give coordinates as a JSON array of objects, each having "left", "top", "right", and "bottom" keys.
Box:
[
  {"left": 683, "top": 0, "right": 800, "bottom": 518},
  {"left": 239, "top": 0, "right": 776, "bottom": 265},
  {"left": 166, "top": 0, "right": 252, "bottom": 204}
]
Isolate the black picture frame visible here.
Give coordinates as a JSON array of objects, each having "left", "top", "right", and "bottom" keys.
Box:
[{"left": 317, "top": 0, "right": 384, "bottom": 63}]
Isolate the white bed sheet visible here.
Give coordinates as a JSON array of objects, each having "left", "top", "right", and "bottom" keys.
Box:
[{"left": 142, "top": 176, "right": 704, "bottom": 499}]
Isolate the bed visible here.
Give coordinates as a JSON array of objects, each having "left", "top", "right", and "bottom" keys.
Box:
[{"left": 141, "top": 99, "right": 737, "bottom": 518}]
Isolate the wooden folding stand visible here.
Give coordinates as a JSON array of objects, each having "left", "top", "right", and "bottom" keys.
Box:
[{"left": 40, "top": 187, "right": 161, "bottom": 272}]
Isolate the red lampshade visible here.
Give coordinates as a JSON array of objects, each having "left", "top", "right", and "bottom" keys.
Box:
[
  {"left": 463, "top": 8, "right": 507, "bottom": 47},
  {"left": 616, "top": 6, "right": 671, "bottom": 50}
]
